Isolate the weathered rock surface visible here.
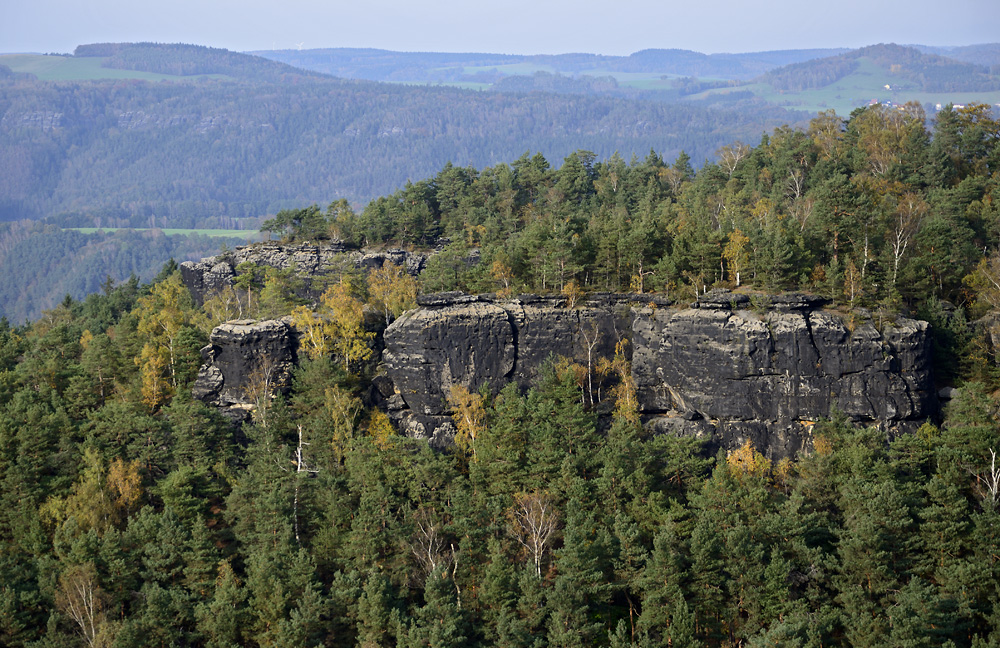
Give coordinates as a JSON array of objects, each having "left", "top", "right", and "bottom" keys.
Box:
[
  {"left": 632, "top": 303, "right": 934, "bottom": 457},
  {"left": 192, "top": 287, "right": 937, "bottom": 458},
  {"left": 383, "top": 293, "right": 661, "bottom": 417},
  {"left": 381, "top": 291, "right": 936, "bottom": 458},
  {"left": 180, "top": 242, "right": 427, "bottom": 305},
  {"left": 192, "top": 318, "right": 298, "bottom": 421}
]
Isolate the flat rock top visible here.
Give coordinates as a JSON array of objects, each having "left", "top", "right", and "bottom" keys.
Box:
[
  {"left": 695, "top": 290, "right": 829, "bottom": 311},
  {"left": 414, "top": 291, "right": 671, "bottom": 310},
  {"left": 213, "top": 318, "right": 292, "bottom": 336}
]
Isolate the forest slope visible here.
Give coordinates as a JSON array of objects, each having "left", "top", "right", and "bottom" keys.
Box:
[{"left": 0, "top": 99, "right": 999, "bottom": 644}]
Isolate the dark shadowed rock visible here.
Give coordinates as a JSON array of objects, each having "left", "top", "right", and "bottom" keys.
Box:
[
  {"left": 191, "top": 282, "right": 936, "bottom": 459},
  {"left": 383, "top": 293, "right": 634, "bottom": 416},
  {"left": 631, "top": 305, "right": 935, "bottom": 457},
  {"left": 192, "top": 318, "right": 298, "bottom": 421},
  {"left": 384, "top": 301, "right": 516, "bottom": 415},
  {"left": 384, "top": 296, "right": 936, "bottom": 459}
]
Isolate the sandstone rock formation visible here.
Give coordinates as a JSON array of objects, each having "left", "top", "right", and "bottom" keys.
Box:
[
  {"left": 180, "top": 242, "right": 427, "bottom": 305},
  {"left": 192, "top": 317, "right": 298, "bottom": 421},
  {"left": 631, "top": 295, "right": 934, "bottom": 457},
  {"left": 380, "top": 291, "right": 936, "bottom": 458},
  {"left": 192, "top": 289, "right": 937, "bottom": 458}
]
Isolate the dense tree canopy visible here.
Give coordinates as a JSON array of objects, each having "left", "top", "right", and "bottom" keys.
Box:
[
  {"left": 0, "top": 103, "right": 999, "bottom": 647},
  {"left": 293, "top": 103, "right": 1000, "bottom": 323}
]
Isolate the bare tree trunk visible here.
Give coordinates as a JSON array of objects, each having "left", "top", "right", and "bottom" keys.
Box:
[{"left": 508, "top": 491, "right": 559, "bottom": 579}]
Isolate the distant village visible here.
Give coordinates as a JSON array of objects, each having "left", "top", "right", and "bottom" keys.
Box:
[{"left": 863, "top": 83, "right": 1000, "bottom": 113}]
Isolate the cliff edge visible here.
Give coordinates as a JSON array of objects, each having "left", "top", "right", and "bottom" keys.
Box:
[{"left": 191, "top": 290, "right": 936, "bottom": 458}]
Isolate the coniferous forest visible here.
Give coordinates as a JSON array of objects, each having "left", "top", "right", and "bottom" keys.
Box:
[{"left": 1, "top": 102, "right": 1000, "bottom": 647}]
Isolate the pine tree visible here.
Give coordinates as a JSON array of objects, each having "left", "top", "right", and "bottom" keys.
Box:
[
  {"left": 196, "top": 560, "right": 250, "bottom": 648},
  {"left": 546, "top": 502, "right": 611, "bottom": 648},
  {"left": 399, "top": 568, "right": 467, "bottom": 648}
]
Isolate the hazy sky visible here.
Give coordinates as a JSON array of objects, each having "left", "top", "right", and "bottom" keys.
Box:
[{"left": 4, "top": 0, "right": 998, "bottom": 56}]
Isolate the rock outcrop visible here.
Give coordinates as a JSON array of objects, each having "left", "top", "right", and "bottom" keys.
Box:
[
  {"left": 180, "top": 242, "right": 427, "bottom": 305},
  {"left": 192, "top": 289, "right": 937, "bottom": 458},
  {"left": 380, "top": 291, "right": 936, "bottom": 458},
  {"left": 631, "top": 299, "right": 934, "bottom": 457},
  {"left": 192, "top": 318, "right": 298, "bottom": 421},
  {"left": 381, "top": 293, "right": 661, "bottom": 444}
]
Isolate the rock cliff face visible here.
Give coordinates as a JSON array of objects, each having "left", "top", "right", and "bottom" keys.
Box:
[
  {"left": 180, "top": 242, "right": 427, "bottom": 305},
  {"left": 380, "top": 292, "right": 936, "bottom": 457},
  {"left": 382, "top": 293, "right": 648, "bottom": 415},
  {"left": 192, "top": 290, "right": 937, "bottom": 458},
  {"left": 191, "top": 318, "right": 298, "bottom": 421},
  {"left": 630, "top": 294, "right": 934, "bottom": 457}
]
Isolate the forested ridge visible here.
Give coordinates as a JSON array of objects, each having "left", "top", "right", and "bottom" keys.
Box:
[
  {"left": 0, "top": 45, "right": 801, "bottom": 224},
  {"left": 761, "top": 44, "right": 1000, "bottom": 93},
  {"left": 1, "top": 102, "right": 1000, "bottom": 647},
  {"left": 257, "top": 46, "right": 852, "bottom": 84},
  {"left": 0, "top": 222, "right": 251, "bottom": 323},
  {"left": 329, "top": 103, "right": 1000, "bottom": 322},
  {"left": 74, "top": 43, "right": 331, "bottom": 83}
]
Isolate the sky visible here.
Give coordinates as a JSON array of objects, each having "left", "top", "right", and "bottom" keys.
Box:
[{"left": 3, "top": 0, "right": 999, "bottom": 56}]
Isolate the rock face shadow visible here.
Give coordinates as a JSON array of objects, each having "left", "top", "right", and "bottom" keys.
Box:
[{"left": 191, "top": 285, "right": 937, "bottom": 459}]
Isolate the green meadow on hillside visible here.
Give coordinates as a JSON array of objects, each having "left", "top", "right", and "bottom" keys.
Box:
[
  {"left": 696, "top": 57, "right": 1000, "bottom": 113},
  {"left": 0, "top": 53, "right": 231, "bottom": 82}
]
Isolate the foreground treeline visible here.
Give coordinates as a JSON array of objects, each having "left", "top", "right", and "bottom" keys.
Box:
[
  {"left": 0, "top": 265, "right": 998, "bottom": 648},
  {"left": 303, "top": 103, "right": 1000, "bottom": 316}
]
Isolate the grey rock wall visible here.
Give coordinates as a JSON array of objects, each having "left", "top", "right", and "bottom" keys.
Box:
[
  {"left": 180, "top": 242, "right": 427, "bottom": 305},
  {"left": 382, "top": 293, "right": 645, "bottom": 417},
  {"left": 192, "top": 317, "right": 298, "bottom": 421},
  {"left": 381, "top": 292, "right": 936, "bottom": 458},
  {"left": 631, "top": 302, "right": 934, "bottom": 457},
  {"left": 192, "top": 290, "right": 937, "bottom": 458}
]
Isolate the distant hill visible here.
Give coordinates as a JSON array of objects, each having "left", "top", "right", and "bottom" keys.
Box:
[
  {"left": 74, "top": 42, "right": 330, "bottom": 83},
  {"left": 255, "top": 46, "right": 850, "bottom": 85},
  {"left": 917, "top": 43, "right": 1000, "bottom": 72},
  {"left": 0, "top": 42, "right": 804, "bottom": 228},
  {"left": 761, "top": 43, "right": 1000, "bottom": 93},
  {"left": 256, "top": 44, "right": 1000, "bottom": 116}
]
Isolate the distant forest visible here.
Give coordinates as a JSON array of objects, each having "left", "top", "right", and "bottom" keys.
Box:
[
  {"left": 0, "top": 222, "right": 248, "bottom": 322},
  {"left": 256, "top": 46, "right": 853, "bottom": 83},
  {"left": 0, "top": 46, "right": 804, "bottom": 226}
]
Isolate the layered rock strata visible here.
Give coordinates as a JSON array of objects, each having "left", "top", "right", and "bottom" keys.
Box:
[
  {"left": 192, "top": 290, "right": 937, "bottom": 457},
  {"left": 631, "top": 296, "right": 934, "bottom": 457},
  {"left": 380, "top": 292, "right": 936, "bottom": 458},
  {"left": 180, "top": 242, "right": 427, "bottom": 305}
]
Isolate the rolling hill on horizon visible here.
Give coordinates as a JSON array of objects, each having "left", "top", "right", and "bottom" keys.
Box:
[
  {"left": 0, "top": 42, "right": 807, "bottom": 228},
  {"left": 253, "top": 42, "right": 1000, "bottom": 106},
  {"left": 252, "top": 46, "right": 852, "bottom": 85},
  {"left": 758, "top": 43, "right": 1000, "bottom": 93},
  {"left": 680, "top": 43, "right": 1000, "bottom": 114}
]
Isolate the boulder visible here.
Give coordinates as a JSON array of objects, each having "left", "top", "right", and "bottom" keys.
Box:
[{"left": 192, "top": 318, "right": 298, "bottom": 421}]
